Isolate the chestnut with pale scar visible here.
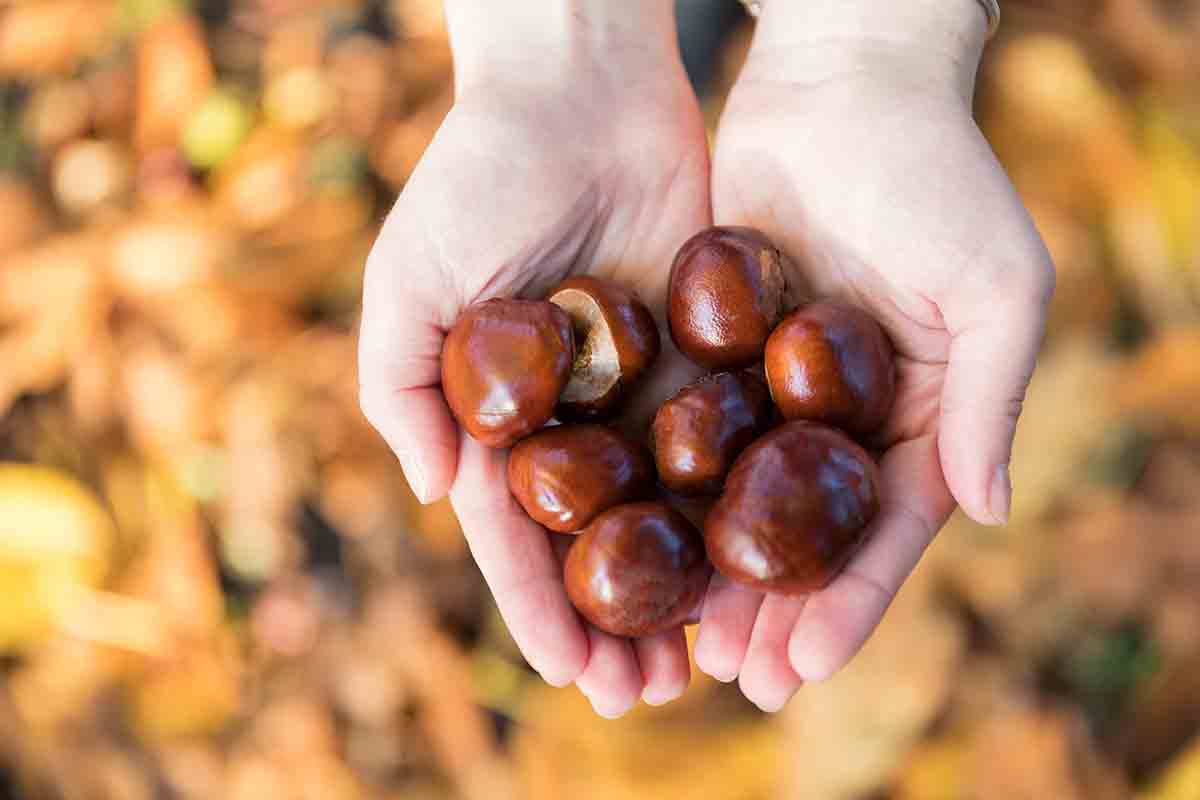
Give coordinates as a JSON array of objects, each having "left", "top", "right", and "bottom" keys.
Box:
[{"left": 548, "top": 276, "right": 660, "bottom": 421}]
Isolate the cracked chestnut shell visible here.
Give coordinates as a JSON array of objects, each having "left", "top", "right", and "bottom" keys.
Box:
[
  {"left": 668, "top": 226, "right": 790, "bottom": 369},
  {"left": 651, "top": 371, "right": 775, "bottom": 496},
  {"left": 705, "top": 421, "right": 881, "bottom": 595},
  {"left": 548, "top": 276, "right": 660, "bottom": 421},
  {"left": 507, "top": 424, "right": 654, "bottom": 533},
  {"left": 565, "top": 501, "right": 710, "bottom": 638},
  {"left": 441, "top": 298, "right": 574, "bottom": 448},
  {"left": 764, "top": 302, "right": 896, "bottom": 435}
]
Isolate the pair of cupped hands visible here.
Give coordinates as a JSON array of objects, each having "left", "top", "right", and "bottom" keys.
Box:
[{"left": 359, "top": 2, "right": 1054, "bottom": 717}]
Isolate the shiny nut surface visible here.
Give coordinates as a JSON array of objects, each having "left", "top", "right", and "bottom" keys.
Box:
[
  {"left": 651, "top": 371, "right": 775, "bottom": 496},
  {"left": 565, "top": 501, "right": 710, "bottom": 638},
  {"left": 668, "top": 226, "right": 789, "bottom": 369},
  {"left": 705, "top": 421, "right": 881, "bottom": 595},
  {"left": 507, "top": 424, "right": 654, "bottom": 533},
  {"left": 441, "top": 298, "right": 573, "bottom": 448},
  {"left": 548, "top": 275, "right": 660, "bottom": 421},
  {"left": 764, "top": 302, "right": 896, "bottom": 435}
]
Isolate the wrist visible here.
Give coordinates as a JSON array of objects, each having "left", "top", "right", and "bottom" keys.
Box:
[
  {"left": 743, "top": 0, "right": 989, "bottom": 102},
  {"left": 445, "top": 0, "right": 679, "bottom": 94}
]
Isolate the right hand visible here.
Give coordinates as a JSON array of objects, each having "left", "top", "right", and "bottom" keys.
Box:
[{"left": 696, "top": 0, "right": 1054, "bottom": 710}]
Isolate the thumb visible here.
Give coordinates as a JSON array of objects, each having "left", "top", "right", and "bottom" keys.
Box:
[
  {"left": 938, "top": 266, "right": 1054, "bottom": 525},
  {"left": 357, "top": 245, "right": 460, "bottom": 505}
]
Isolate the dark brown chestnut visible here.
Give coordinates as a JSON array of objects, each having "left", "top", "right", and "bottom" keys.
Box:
[
  {"left": 668, "top": 226, "right": 791, "bottom": 369},
  {"left": 441, "top": 298, "right": 574, "bottom": 448},
  {"left": 507, "top": 424, "right": 654, "bottom": 533},
  {"left": 547, "top": 276, "right": 660, "bottom": 421},
  {"left": 565, "top": 501, "right": 710, "bottom": 638},
  {"left": 705, "top": 421, "right": 881, "bottom": 595},
  {"left": 651, "top": 371, "right": 775, "bottom": 497},
  {"left": 764, "top": 302, "right": 896, "bottom": 435}
]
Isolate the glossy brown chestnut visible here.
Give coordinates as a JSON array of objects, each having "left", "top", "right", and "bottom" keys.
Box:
[
  {"left": 507, "top": 424, "right": 654, "bottom": 533},
  {"left": 705, "top": 421, "right": 881, "bottom": 595},
  {"left": 565, "top": 501, "right": 710, "bottom": 638},
  {"left": 668, "top": 226, "right": 791, "bottom": 369},
  {"left": 651, "top": 371, "right": 775, "bottom": 496},
  {"left": 764, "top": 302, "right": 896, "bottom": 435},
  {"left": 441, "top": 298, "right": 574, "bottom": 448},
  {"left": 547, "top": 276, "right": 660, "bottom": 420}
]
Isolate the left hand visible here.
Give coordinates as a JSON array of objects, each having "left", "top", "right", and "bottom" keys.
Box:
[
  {"left": 695, "top": 1, "right": 1055, "bottom": 711},
  {"left": 358, "top": 0, "right": 711, "bottom": 718}
]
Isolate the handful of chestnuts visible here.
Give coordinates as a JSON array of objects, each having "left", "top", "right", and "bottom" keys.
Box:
[{"left": 439, "top": 226, "right": 896, "bottom": 638}]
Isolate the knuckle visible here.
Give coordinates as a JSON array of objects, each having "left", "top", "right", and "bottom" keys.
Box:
[
  {"left": 452, "top": 485, "right": 521, "bottom": 526},
  {"left": 966, "top": 253, "right": 1056, "bottom": 312}
]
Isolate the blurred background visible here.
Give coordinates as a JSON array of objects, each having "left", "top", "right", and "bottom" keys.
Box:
[{"left": 1, "top": 0, "right": 1199, "bottom": 797}]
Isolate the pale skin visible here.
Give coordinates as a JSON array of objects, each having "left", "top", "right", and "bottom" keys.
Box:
[{"left": 358, "top": 0, "right": 1054, "bottom": 717}]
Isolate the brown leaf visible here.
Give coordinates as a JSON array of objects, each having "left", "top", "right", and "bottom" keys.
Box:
[
  {"left": 969, "top": 706, "right": 1129, "bottom": 800},
  {"left": 0, "top": 0, "right": 115, "bottom": 78},
  {"left": 780, "top": 564, "right": 965, "bottom": 799},
  {"left": 0, "top": 178, "right": 50, "bottom": 259},
  {"left": 1118, "top": 328, "right": 1200, "bottom": 435},
  {"left": 513, "top": 680, "right": 777, "bottom": 800},
  {"left": 109, "top": 205, "right": 232, "bottom": 297},
  {"left": 20, "top": 79, "right": 92, "bottom": 151},
  {"left": 134, "top": 14, "right": 214, "bottom": 151},
  {"left": 365, "top": 586, "right": 514, "bottom": 800},
  {"left": 1009, "top": 336, "right": 1122, "bottom": 524}
]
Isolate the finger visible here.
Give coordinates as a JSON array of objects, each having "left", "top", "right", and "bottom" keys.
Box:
[
  {"left": 788, "top": 435, "right": 954, "bottom": 681},
  {"left": 938, "top": 264, "right": 1053, "bottom": 525},
  {"left": 575, "top": 628, "right": 644, "bottom": 719},
  {"left": 635, "top": 628, "right": 690, "bottom": 706},
  {"left": 358, "top": 241, "right": 460, "bottom": 504},
  {"left": 738, "top": 594, "right": 807, "bottom": 713},
  {"left": 450, "top": 438, "right": 588, "bottom": 687},
  {"left": 694, "top": 573, "right": 764, "bottom": 682}
]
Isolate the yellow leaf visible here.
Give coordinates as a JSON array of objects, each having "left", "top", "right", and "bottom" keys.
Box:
[
  {"left": 1140, "top": 735, "right": 1200, "bottom": 800},
  {"left": 1143, "top": 106, "right": 1200, "bottom": 270},
  {"left": 0, "top": 464, "right": 115, "bottom": 650}
]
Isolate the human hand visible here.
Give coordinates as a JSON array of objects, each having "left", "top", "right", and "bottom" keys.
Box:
[
  {"left": 697, "top": 0, "right": 1055, "bottom": 710},
  {"left": 358, "top": 1, "right": 710, "bottom": 717}
]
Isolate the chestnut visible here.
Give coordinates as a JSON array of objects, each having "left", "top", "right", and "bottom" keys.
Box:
[
  {"left": 507, "top": 424, "right": 654, "bottom": 533},
  {"left": 441, "top": 298, "right": 574, "bottom": 448},
  {"left": 651, "top": 371, "right": 775, "bottom": 496},
  {"left": 565, "top": 501, "right": 710, "bottom": 637},
  {"left": 705, "top": 421, "right": 881, "bottom": 595},
  {"left": 668, "top": 226, "right": 791, "bottom": 369},
  {"left": 764, "top": 302, "right": 896, "bottom": 435},
  {"left": 547, "top": 276, "right": 660, "bottom": 420}
]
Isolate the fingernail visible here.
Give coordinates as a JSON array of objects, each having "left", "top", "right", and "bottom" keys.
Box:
[
  {"left": 588, "top": 699, "right": 627, "bottom": 720},
  {"left": 538, "top": 668, "right": 574, "bottom": 689},
  {"left": 694, "top": 641, "right": 739, "bottom": 683},
  {"left": 753, "top": 694, "right": 792, "bottom": 714},
  {"left": 400, "top": 454, "right": 429, "bottom": 503},
  {"left": 579, "top": 687, "right": 627, "bottom": 719},
  {"left": 641, "top": 684, "right": 679, "bottom": 707},
  {"left": 989, "top": 464, "right": 1011, "bottom": 525}
]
